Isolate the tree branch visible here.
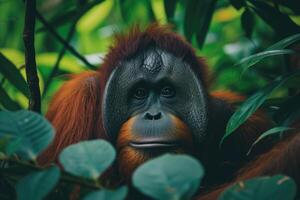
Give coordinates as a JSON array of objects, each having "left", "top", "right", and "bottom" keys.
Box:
[
  {"left": 36, "top": 12, "right": 97, "bottom": 70},
  {"left": 23, "top": 0, "right": 41, "bottom": 113}
]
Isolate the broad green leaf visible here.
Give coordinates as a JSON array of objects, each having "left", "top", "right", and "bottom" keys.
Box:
[
  {"left": 250, "top": 0, "right": 300, "bottom": 37},
  {"left": 183, "top": 0, "right": 198, "bottom": 41},
  {"left": 163, "top": 0, "right": 177, "bottom": 21},
  {"left": 0, "top": 110, "right": 55, "bottom": 160},
  {"left": 16, "top": 166, "right": 61, "bottom": 200},
  {"left": 239, "top": 50, "right": 295, "bottom": 75},
  {"left": 195, "top": 0, "right": 217, "bottom": 48},
  {"left": 184, "top": 0, "right": 216, "bottom": 46},
  {"left": 222, "top": 71, "right": 300, "bottom": 143},
  {"left": 241, "top": 8, "right": 255, "bottom": 38},
  {"left": 133, "top": 154, "right": 204, "bottom": 200},
  {"left": 276, "top": 1, "right": 300, "bottom": 14},
  {"left": 267, "top": 33, "right": 300, "bottom": 50},
  {"left": 83, "top": 186, "right": 128, "bottom": 200},
  {"left": 236, "top": 32, "right": 300, "bottom": 74},
  {"left": 0, "top": 85, "right": 21, "bottom": 110},
  {"left": 219, "top": 175, "right": 297, "bottom": 200},
  {"left": 247, "top": 127, "right": 292, "bottom": 155},
  {"left": 59, "top": 139, "right": 116, "bottom": 180},
  {"left": 0, "top": 52, "right": 29, "bottom": 98}
]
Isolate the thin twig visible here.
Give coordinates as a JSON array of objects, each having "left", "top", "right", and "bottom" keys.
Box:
[
  {"left": 42, "top": 22, "right": 77, "bottom": 98},
  {"left": 23, "top": 0, "right": 41, "bottom": 113},
  {"left": 36, "top": 12, "right": 97, "bottom": 70}
]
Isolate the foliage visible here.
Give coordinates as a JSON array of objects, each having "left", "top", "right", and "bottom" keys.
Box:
[
  {"left": 16, "top": 166, "right": 61, "bottom": 200},
  {"left": 133, "top": 154, "right": 204, "bottom": 199},
  {"left": 0, "top": 0, "right": 300, "bottom": 199},
  {"left": 0, "top": 110, "right": 54, "bottom": 160},
  {"left": 0, "top": 110, "right": 297, "bottom": 199},
  {"left": 59, "top": 140, "right": 116, "bottom": 180},
  {"left": 219, "top": 175, "right": 297, "bottom": 200},
  {"left": 82, "top": 186, "right": 128, "bottom": 200},
  {"left": 1, "top": 0, "right": 299, "bottom": 112}
]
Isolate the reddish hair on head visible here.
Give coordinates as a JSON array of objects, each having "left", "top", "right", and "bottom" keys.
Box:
[{"left": 101, "top": 23, "right": 209, "bottom": 87}]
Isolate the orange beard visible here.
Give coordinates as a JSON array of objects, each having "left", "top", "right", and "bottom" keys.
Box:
[{"left": 116, "top": 115, "right": 193, "bottom": 180}]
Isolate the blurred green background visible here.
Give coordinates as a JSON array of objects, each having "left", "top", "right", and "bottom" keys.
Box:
[{"left": 0, "top": 0, "right": 300, "bottom": 113}]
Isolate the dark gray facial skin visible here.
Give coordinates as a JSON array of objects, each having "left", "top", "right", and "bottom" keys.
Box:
[{"left": 102, "top": 47, "right": 208, "bottom": 146}]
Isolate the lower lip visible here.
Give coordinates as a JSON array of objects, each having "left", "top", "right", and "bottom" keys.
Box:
[{"left": 129, "top": 142, "right": 178, "bottom": 149}]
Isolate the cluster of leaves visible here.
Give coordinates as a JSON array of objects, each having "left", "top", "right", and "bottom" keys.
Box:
[
  {"left": 221, "top": 33, "right": 300, "bottom": 150},
  {"left": 1, "top": 0, "right": 300, "bottom": 112},
  {"left": 0, "top": 0, "right": 300, "bottom": 199},
  {"left": 0, "top": 110, "right": 297, "bottom": 200}
]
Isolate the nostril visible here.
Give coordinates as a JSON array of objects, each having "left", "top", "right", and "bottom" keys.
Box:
[
  {"left": 144, "top": 112, "right": 162, "bottom": 120},
  {"left": 145, "top": 112, "right": 154, "bottom": 120},
  {"left": 153, "top": 112, "right": 162, "bottom": 120}
]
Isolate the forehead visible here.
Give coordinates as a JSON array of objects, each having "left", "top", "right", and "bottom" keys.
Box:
[{"left": 117, "top": 47, "right": 186, "bottom": 82}]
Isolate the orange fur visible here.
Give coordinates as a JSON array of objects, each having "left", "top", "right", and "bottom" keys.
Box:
[
  {"left": 38, "top": 71, "right": 106, "bottom": 165},
  {"left": 211, "top": 91, "right": 245, "bottom": 104},
  {"left": 101, "top": 24, "right": 209, "bottom": 88}
]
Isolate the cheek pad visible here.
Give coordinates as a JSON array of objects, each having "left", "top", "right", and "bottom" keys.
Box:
[
  {"left": 173, "top": 66, "right": 208, "bottom": 143},
  {"left": 102, "top": 68, "right": 130, "bottom": 142}
]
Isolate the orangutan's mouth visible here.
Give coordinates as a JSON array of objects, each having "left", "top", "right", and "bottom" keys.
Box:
[{"left": 129, "top": 140, "right": 179, "bottom": 149}]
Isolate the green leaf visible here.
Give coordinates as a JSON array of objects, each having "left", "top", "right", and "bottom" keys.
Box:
[
  {"left": 222, "top": 71, "right": 300, "bottom": 144},
  {"left": 83, "top": 186, "right": 128, "bottom": 200},
  {"left": 249, "top": 0, "right": 300, "bottom": 38},
  {"left": 241, "top": 8, "right": 255, "bottom": 39},
  {"left": 247, "top": 127, "right": 292, "bottom": 155},
  {"left": 0, "top": 110, "right": 55, "bottom": 160},
  {"left": 184, "top": 0, "right": 216, "bottom": 47},
  {"left": 219, "top": 175, "right": 297, "bottom": 200},
  {"left": 0, "top": 85, "right": 21, "bottom": 110},
  {"left": 275, "top": 0, "right": 300, "bottom": 14},
  {"left": 16, "top": 167, "right": 61, "bottom": 200},
  {"left": 0, "top": 52, "right": 29, "bottom": 98},
  {"left": 236, "top": 33, "right": 300, "bottom": 74},
  {"left": 59, "top": 139, "right": 116, "bottom": 180},
  {"left": 133, "top": 154, "right": 204, "bottom": 200},
  {"left": 183, "top": 0, "right": 198, "bottom": 41},
  {"left": 195, "top": 0, "right": 217, "bottom": 48},
  {"left": 239, "top": 50, "right": 295, "bottom": 75},
  {"left": 267, "top": 33, "right": 300, "bottom": 50},
  {"left": 164, "top": 0, "right": 177, "bottom": 21}
]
